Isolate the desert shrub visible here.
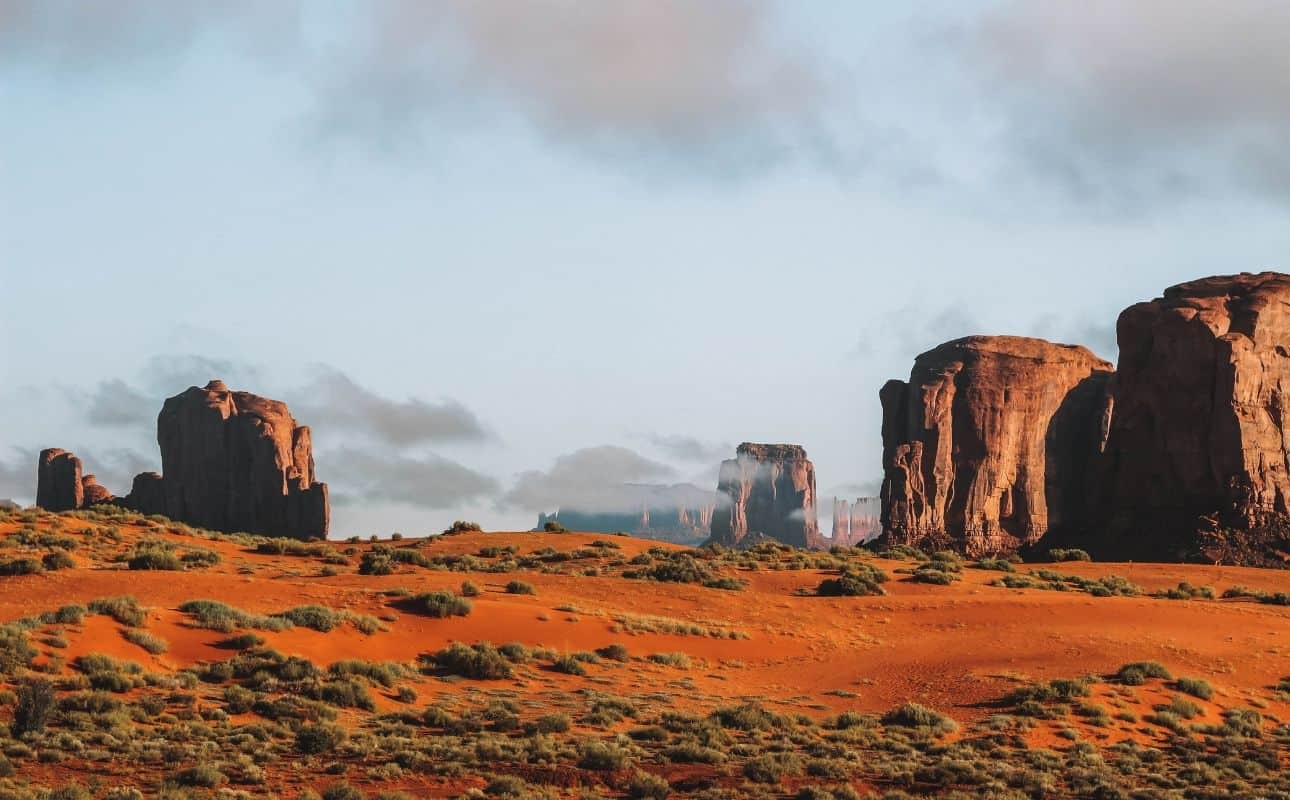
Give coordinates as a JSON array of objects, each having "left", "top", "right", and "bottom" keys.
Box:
[
  {"left": 428, "top": 642, "right": 514, "bottom": 679},
  {"left": 443, "top": 520, "right": 483, "bottom": 534},
  {"left": 552, "top": 654, "right": 587, "bottom": 676},
  {"left": 13, "top": 678, "right": 56, "bottom": 734},
  {"left": 1047, "top": 548, "right": 1092, "bottom": 562},
  {"left": 483, "top": 775, "right": 529, "bottom": 797},
  {"left": 413, "top": 591, "right": 472, "bottom": 618},
  {"left": 532, "top": 713, "right": 571, "bottom": 733},
  {"left": 1117, "top": 661, "right": 1171, "bottom": 685},
  {"left": 543, "top": 521, "right": 568, "bottom": 533},
  {"left": 1174, "top": 677, "right": 1214, "bottom": 700},
  {"left": 122, "top": 628, "right": 168, "bottom": 655},
  {"left": 321, "top": 783, "right": 364, "bottom": 800},
  {"left": 172, "top": 765, "right": 227, "bottom": 788},
  {"left": 910, "top": 564, "right": 958, "bottom": 585},
  {"left": 0, "top": 625, "right": 37, "bottom": 674},
  {"left": 41, "top": 550, "right": 76, "bottom": 571},
  {"left": 216, "top": 633, "right": 265, "bottom": 650},
  {"left": 88, "top": 596, "right": 147, "bottom": 627},
  {"left": 277, "top": 605, "right": 342, "bottom": 632},
  {"left": 505, "top": 580, "right": 536, "bottom": 595},
  {"left": 1164, "top": 697, "right": 1202, "bottom": 719},
  {"left": 817, "top": 563, "right": 888, "bottom": 596},
  {"left": 498, "top": 642, "right": 531, "bottom": 661},
  {"left": 358, "top": 551, "right": 395, "bottom": 575},
  {"left": 881, "top": 703, "right": 958, "bottom": 735},
  {"left": 744, "top": 753, "right": 804, "bottom": 783},
  {"left": 578, "top": 740, "right": 630, "bottom": 770},
  {"left": 180, "top": 547, "right": 221, "bottom": 568},
  {"left": 648, "top": 652, "right": 691, "bottom": 669},
  {"left": 974, "top": 557, "right": 1015, "bottom": 572},
  {"left": 597, "top": 643, "right": 630, "bottom": 662},
  {"left": 52, "top": 604, "right": 86, "bottom": 624},
  {"left": 297, "top": 723, "right": 346, "bottom": 754},
  {"left": 460, "top": 580, "right": 481, "bottom": 597},
  {"left": 127, "top": 546, "right": 183, "bottom": 571},
  {"left": 712, "top": 702, "right": 781, "bottom": 731},
  {"left": 1152, "top": 582, "right": 1215, "bottom": 600},
  {"left": 702, "top": 575, "right": 746, "bottom": 591},
  {"left": 0, "top": 558, "right": 44, "bottom": 576},
  {"left": 626, "top": 771, "right": 671, "bottom": 799}
]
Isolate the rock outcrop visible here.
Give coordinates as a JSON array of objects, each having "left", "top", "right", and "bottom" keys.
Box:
[
  {"left": 831, "top": 497, "right": 880, "bottom": 546},
  {"left": 535, "top": 483, "right": 715, "bottom": 545},
  {"left": 129, "top": 381, "right": 328, "bottom": 539},
  {"left": 709, "top": 443, "right": 823, "bottom": 549},
  {"left": 1094, "top": 272, "right": 1290, "bottom": 565},
  {"left": 36, "top": 449, "right": 83, "bottom": 512},
  {"left": 879, "top": 336, "right": 1113, "bottom": 557},
  {"left": 79, "top": 475, "right": 114, "bottom": 506}
]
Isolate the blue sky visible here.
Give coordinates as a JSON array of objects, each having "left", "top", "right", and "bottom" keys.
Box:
[{"left": 4, "top": 2, "right": 1289, "bottom": 536}]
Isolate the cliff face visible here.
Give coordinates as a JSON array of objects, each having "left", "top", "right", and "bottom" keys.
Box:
[
  {"left": 831, "top": 496, "right": 880, "bottom": 546},
  {"left": 879, "top": 336, "right": 1113, "bottom": 557},
  {"left": 36, "top": 449, "right": 83, "bottom": 512},
  {"left": 133, "top": 380, "right": 328, "bottom": 539},
  {"left": 1094, "top": 272, "right": 1290, "bottom": 565},
  {"left": 710, "top": 443, "right": 823, "bottom": 549}
]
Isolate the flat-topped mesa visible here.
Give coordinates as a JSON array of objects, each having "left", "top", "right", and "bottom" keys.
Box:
[
  {"left": 129, "top": 380, "right": 329, "bottom": 540},
  {"left": 709, "top": 442, "right": 824, "bottom": 549},
  {"left": 879, "top": 335, "right": 1113, "bottom": 557},
  {"left": 1094, "top": 272, "right": 1290, "bottom": 565}
]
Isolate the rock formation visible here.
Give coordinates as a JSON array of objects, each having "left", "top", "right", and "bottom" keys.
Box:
[
  {"left": 128, "top": 380, "right": 328, "bottom": 539},
  {"left": 536, "top": 484, "right": 716, "bottom": 545},
  {"left": 709, "top": 443, "right": 823, "bottom": 549},
  {"left": 831, "top": 496, "right": 881, "bottom": 546},
  {"left": 36, "top": 449, "right": 83, "bottom": 512},
  {"left": 1094, "top": 272, "right": 1290, "bottom": 565},
  {"left": 879, "top": 336, "right": 1113, "bottom": 557},
  {"left": 79, "top": 475, "right": 114, "bottom": 506}
]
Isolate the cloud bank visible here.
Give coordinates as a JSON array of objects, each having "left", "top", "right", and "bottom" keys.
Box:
[{"left": 500, "top": 445, "right": 676, "bottom": 513}]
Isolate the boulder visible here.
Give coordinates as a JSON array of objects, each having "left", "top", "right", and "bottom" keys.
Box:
[
  {"left": 36, "top": 449, "right": 83, "bottom": 512},
  {"left": 148, "top": 380, "right": 329, "bottom": 539},
  {"left": 709, "top": 443, "right": 823, "bottom": 549},
  {"left": 1094, "top": 272, "right": 1290, "bottom": 565},
  {"left": 879, "top": 336, "right": 1112, "bottom": 557}
]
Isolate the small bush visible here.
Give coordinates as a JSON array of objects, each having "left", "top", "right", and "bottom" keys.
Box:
[
  {"left": 648, "top": 652, "right": 691, "bottom": 669},
  {"left": 1117, "top": 661, "right": 1171, "bottom": 685},
  {"left": 505, "top": 580, "right": 536, "bottom": 595},
  {"left": 1174, "top": 677, "right": 1214, "bottom": 700},
  {"left": 0, "top": 558, "right": 43, "bottom": 576},
  {"left": 13, "top": 678, "right": 55, "bottom": 734},
  {"left": 460, "top": 580, "right": 481, "bottom": 597},
  {"left": 414, "top": 591, "right": 472, "bottom": 618},
  {"left": 122, "top": 628, "right": 168, "bottom": 655},
  {"left": 42, "top": 550, "right": 76, "bottom": 571},
  {"left": 1047, "top": 548, "right": 1092, "bottom": 562},
  {"left": 881, "top": 703, "right": 958, "bottom": 735},
  {"left": 578, "top": 740, "right": 630, "bottom": 771},
  {"left": 626, "top": 771, "right": 671, "bottom": 799},
  {"left": 443, "top": 520, "right": 483, "bottom": 535},
  {"left": 277, "top": 605, "right": 342, "bottom": 632},
  {"left": 429, "top": 642, "right": 514, "bottom": 679},
  {"left": 297, "top": 723, "right": 346, "bottom": 754},
  {"left": 127, "top": 547, "right": 184, "bottom": 571},
  {"left": 172, "top": 765, "right": 227, "bottom": 788},
  {"left": 597, "top": 643, "right": 630, "bottom": 662},
  {"left": 88, "top": 596, "right": 147, "bottom": 627},
  {"left": 552, "top": 654, "right": 587, "bottom": 676},
  {"left": 817, "top": 563, "right": 888, "bottom": 597},
  {"left": 543, "top": 520, "right": 568, "bottom": 533}
]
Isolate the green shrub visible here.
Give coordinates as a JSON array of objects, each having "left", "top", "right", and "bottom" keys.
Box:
[
  {"left": 277, "top": 605, "right": 342, "bottom": 632},
  {"left": 429, "top": 642, "right": 514, "bottom": 679},
  {"left": 172, "top": 765, "right": 227, "bottom": 788},
  {"left": 413, "top": 591, "right": 472, "bottom": 618},
  {"left": 88, "top": 596, "right": 147, "bottom": 627},
  {"left": 881, "top": 703, "right": 958, "bottom": 735},
  {"left": 578, "top": 740, "right": 630, "bottom": 770},
  {"left": 443, "top": 520, "right": 483, "bottom": 534},
  {"left": 648, "top": 652, "right": 691, "bottom": 668},
  {"left": 552, "top": 654, "right": 587, "bottom": 676},
  {"left": 626, "top": 771, "right": 671, "bottom": 799},
  {"left": 1174, "top": 677, "right": 1214, "bottom": 700},
  {"left": 817, "top": 563, "right": 888, "bottom": 597},
  {"left": 41, "top": 550, "right": 76, "bottom": 571},
  {"left": 505, "top": 580, "right": 536, "bottom": 595},
  {"left": 297, "top": 723, "right": 346, "bottom": 754},
  {"left": 744, "top": 753, "right": 804, "bottom": 783},
  {"left": 0, "top": 558, "right": 43, "bottom": 576},
  {"left": 13, "top": 678, "right": 55, "bottom": 734},
  {"left": 1047, "top": 548, "right": 1092, "bottom": 562},
  {"left": 1117, "top": 661, "right": 1171, "bottom": 685},
  {"left": 127, "top": 547, "right": 183, "bottom": 571},
  {"left": 543, "top": 521, "right": 568, "bottom": 533},
  {"left": 0, "top": 625, "right": 37, "bottom": 674},
  {"left": 321, "top": 783, "right": 364, "bottom": 800},
  {"left": 597, "top": 643, "right": 630, "bottom": 662},
  {"left": 122, "top": 628, "right": 168, "bottom": 655},
  {"left": 460, "top": 580, "right": 481, "bottom": 597}
]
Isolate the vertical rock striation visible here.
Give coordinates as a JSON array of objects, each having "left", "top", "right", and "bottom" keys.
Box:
[
  {"left": 36, "top": 449, "right": 83, "bottom": 512},
  {"left": 131, "top": 380, "right": 329, "bottom": 539},
  {"left": 709, "top": 443, "right": 823, "bottom": 549},
  {"left": 879, "top": 336, "right": 1113, "bottom": 557},
  {"left": 1094, "top": 272, "right": 1290, "bottom": 565}
]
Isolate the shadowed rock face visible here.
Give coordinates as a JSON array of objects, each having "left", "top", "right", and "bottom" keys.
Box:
[
  {"left": 36, "top": 449, "right": 83, "bottom": 512},
  {"left": 879, "top": 336, "right": 1113, "bottom": 557},
  {"left": 132, "top": 380, "right": 329, "bottom": 539},
  {"left": 1095, "top": 272, "right": 1290, "bottom": 565},
  {"left": 709, "top": 443, "right": 823, "bottom": 549}
]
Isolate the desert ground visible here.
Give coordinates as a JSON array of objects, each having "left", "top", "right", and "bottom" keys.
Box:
[{"left": 0, "top": 505, "right": 1285, "bottom": 798}]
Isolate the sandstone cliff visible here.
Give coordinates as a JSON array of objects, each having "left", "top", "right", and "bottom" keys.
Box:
[
  {"left": 1094, "top": 272, "right": 1290, "bottom": 565},
  {"left": 129, "top": 380, "right": 328, "bottom": 539},
  {"left": 709, "top": 443, "right": 823, "bottom": 549},
  {"left": 36, "top": 449, "right": 83, "bottom": 512},
  {"left": 879, "top": 336, "right": 1112, "bottom": 557}
]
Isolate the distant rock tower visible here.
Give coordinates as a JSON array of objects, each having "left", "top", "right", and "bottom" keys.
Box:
[{"left": 709, "top": 443, "right": 823, "bottom": 549}]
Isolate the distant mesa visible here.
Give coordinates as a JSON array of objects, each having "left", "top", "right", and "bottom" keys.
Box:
[
  {"left": 534, "top": 483, "right": 715, "bottom": 545},
  {"left": 830, "top": 496, "right": 880, "bottom": 547},
  {"left": 878, "top": 336, "right": 1112, "bottom": 558},
  {"left": 878, "top": 271, "right": 1290, "bottom": 567},
  {"left": 709, "top": 442, "right": 824, "bottom": 549},
  {"left": 0, "top": 499, "right": 17, "bottom": 511},
  {"left": 36, "top": 380, "right": 328, "bottom": 540}
]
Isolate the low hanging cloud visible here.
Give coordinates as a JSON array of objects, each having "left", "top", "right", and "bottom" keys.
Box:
[
  {"left": 85, "top": 379, "right": 152, "bottom": 427},
  {"left": 0, "top": 1, "right": 832, "bottom": 177},
  {"left": 642, "top": 434, "right": 731, "bottom": 464},
  {"left": 967, "top": 1, "right": 1290, "bottom": 206},
  {"left": 293, "top": 367, "right": 489, "bottom": 446},
  {"left": 499, "top": 445, "right": 676, "bottom": 513},
  {"left": 142, "top": 354, "right": 263, "bottom": 396},
  {"left": 325, "top": 447, "right": 499, "bottom": 510}
]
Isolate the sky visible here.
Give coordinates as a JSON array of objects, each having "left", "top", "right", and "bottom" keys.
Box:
[{"left": 3, "top": 1, "right": 1290, "bottom": 537}]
